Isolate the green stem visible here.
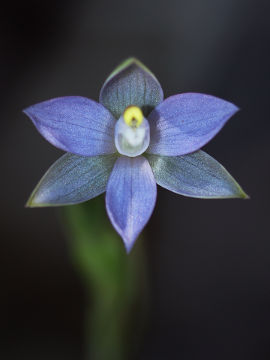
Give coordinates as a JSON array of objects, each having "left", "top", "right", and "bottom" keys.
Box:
[{"left": 62, "top": 197, "right": 148, "bottom": 360}]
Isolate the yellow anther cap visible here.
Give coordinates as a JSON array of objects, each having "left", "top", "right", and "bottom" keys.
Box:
[{"left": 123, "top": 106, "right": 144, "bottom": 127}]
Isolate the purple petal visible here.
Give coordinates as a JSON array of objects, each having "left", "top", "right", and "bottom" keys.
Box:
[
  {"left": 106, "top": 156, "right": 157, "bottom": 252},
  {"left": 147, "top": 151, "right": 248, "bottom": 199},
  {"left": 147, "top": 93, "right": 239, "bottom": 156},
  {"left": 23, "top": 96, "right": 116, "bottom": 156},
  {"left": 99, "top": 58, "right": 164, "bottom": 119},
  {"left": 27, "top": 153, "right": 117, "bottom": 207}
]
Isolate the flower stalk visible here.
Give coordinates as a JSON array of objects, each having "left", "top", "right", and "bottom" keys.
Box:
[{"left": 63, "top": 197, "right": 148, "bottom": 359}]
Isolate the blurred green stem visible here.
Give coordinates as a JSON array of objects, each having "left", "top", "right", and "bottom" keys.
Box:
[{"left": 62, "top": 197, "right": 148, "bottom": 360}]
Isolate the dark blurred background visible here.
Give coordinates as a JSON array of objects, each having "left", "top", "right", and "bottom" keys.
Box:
[{"left": 1, "top": 0, "right": 270, "bottom": 359}]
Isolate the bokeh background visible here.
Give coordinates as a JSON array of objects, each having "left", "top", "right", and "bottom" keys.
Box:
[{"left": 1, "top": 0, "right": 270, "bottom": 359}]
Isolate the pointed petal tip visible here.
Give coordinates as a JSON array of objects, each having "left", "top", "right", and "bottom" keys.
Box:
[
  {"left": 111, "top": 57, "right": 150, "bottom": 72},
  {"left": 120, "top": 57, "right": 158, "bottom": 79},
  {"left": 25, "top": 202, "right": 40, "bottom": 208},
  {"left": 238, "top": 189, "right": 250, "bottom": 199},
  {"left": 125, "top": 247, "right": 132, "bottom": 254},
  {"left": 25, "top": 182, "right": 49, "bottom": 208},
  {"left": 25, "top": 190, "right": 36, "bottom": 208},
  {"left": 22, "top": 107, "right": 32, "bottom": 117},
  {"left": 124, "top": 243, "right": 133, "bottom": 254},
  {"left": 122, "top": 236, "right": 136, "bottom": 254},
  {"left": 25, "top": 195, "right": 66, "bottom": 208},
  {"left": 23, "top": 106, "right": 36, "bottom": 116},
  {"left": 122, "top": 57, "right": 152, "bottom": 70},
  {"left": 231, "top": 180, "right": 249, "bottom": 200},
  {"left": 25, "top": 197, "right": 39, "bottom": 208},
  {"left": 219, "top": 185, "right": 249, "bottom": 200},
  {"left": 119, "top": 57, "right": 140, "bottom": 66},
  {"left": 104, "top": 57, "right": 144, "bottom": 84},
  {"left": 25, "top": 200, "right": 32, "bottom": 208},
  {"left": 230, "top": 103, "right": 240, "bottom": 115},
  {"left": 25, "top": 194, "right": 46, "bottom": 208}
]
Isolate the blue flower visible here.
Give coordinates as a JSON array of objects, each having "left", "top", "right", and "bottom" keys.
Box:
[{"left": 24, "top": 58, "right": 248, "bottom": 252}]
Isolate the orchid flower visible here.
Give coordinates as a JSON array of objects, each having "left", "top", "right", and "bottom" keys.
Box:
[{"left": 24, "top": 58, "right": 248, "bottom": 252}]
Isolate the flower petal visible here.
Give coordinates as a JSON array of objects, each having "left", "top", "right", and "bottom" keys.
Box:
[
  {"left": 27, "top": 153, "right": 117, "bottom": 207},
  {"left": 147, "top": 93, "right": 239, "bottom": 156},
  {"left": 23, "top": 96, "right": 116, "bottom": 156},
  {"left": 99, "top": 58, "right": 164, "bottom": 119},
  {"left": 146, "top": 151, "right": 248, "bottom": 199},
  {"left": 106, "top": 156, "right": 157, "bottom": 252}
]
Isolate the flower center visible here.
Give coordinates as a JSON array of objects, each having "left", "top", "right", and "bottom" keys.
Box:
[{"left": 114, "top": 106, "right": 150, "bottom": 157}]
